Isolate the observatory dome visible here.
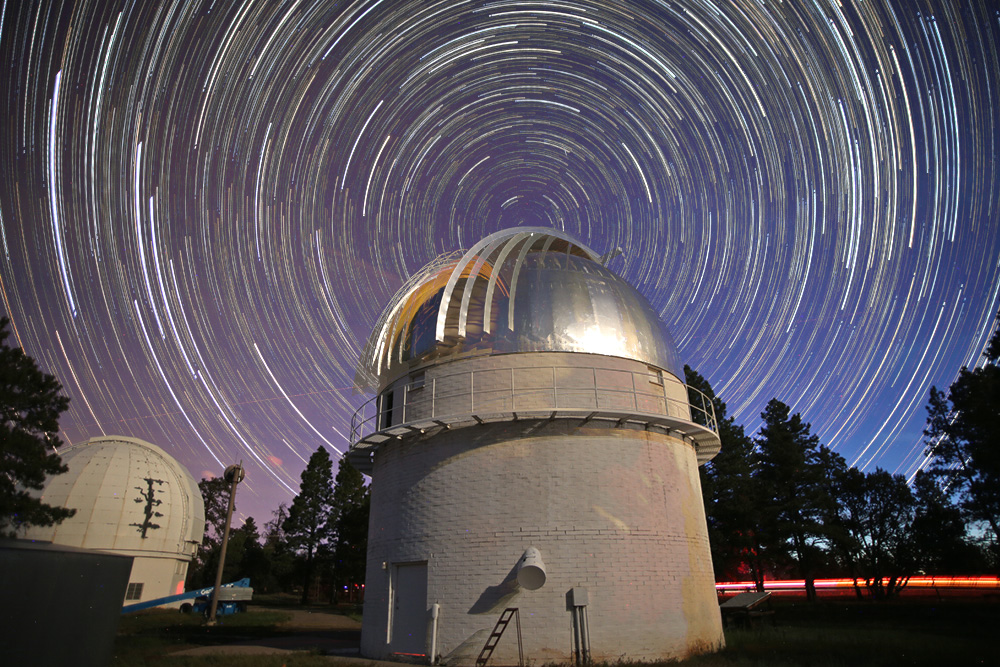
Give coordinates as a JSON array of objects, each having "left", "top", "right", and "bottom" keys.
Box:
[
  {"left": 23, "top": 436, "right": 205, "bottom": 559},
  {"left": 358, "top": 228, "right": 682, "bottom": 389}
]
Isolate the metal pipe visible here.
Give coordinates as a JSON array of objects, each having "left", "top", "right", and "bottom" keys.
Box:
[
  {"left": 572, "top": 607, "right": 582, "bottom": 666},
  {"left": 580, "top": 605, "right": 591, "bottom": 665},
  {"left": 429, "top": 602, "right": 440, "bottom": 664}
]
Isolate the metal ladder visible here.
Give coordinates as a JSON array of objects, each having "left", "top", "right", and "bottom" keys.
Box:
[{"left": 476, "top": 607, "right": 523, "bottom": 667}]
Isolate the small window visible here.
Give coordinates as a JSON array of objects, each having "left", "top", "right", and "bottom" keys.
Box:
[
  {"left": 409, "top": 372, "right": 425, "bottom": 390},
  {"left": 379, "top": 390, "right": 395, "bottom": 429},
  {"left": 125, "top": 583, "right": 144, "bottom": 600},
  {"left": 648, "top": 366, "right": 663, "bottom": 386}
]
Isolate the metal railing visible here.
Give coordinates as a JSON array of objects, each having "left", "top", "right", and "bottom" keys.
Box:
[{"left": 349, "top": 364, "right": 718, "bottom": 447}]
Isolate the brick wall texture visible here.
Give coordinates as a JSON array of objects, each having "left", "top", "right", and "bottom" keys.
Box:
[{"left": 360, "top": 353, "right": 724, "bottom": 664}]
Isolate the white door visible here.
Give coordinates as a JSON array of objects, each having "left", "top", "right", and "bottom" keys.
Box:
[{"left": 390, "top": 562, "right": 428, "bottom": 655}]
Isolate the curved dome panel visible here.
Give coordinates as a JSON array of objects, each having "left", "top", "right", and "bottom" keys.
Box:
[
  {"left": 23, "top": 436, "right": 205, "bottom": 559},
  {"left": 358, "top": 228, "right": 682, "bottom": 389}
]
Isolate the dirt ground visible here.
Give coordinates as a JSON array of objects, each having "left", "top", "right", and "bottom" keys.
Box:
[{"left": 168, "top": 606, "right": 387, "bottom": 660}]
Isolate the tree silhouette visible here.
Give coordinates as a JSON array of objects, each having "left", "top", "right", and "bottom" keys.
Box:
[
  {"left": 832, "top": 466, "right": 915, "bottom": 599},
  {"left": 910, "top": 470, "right": 985, "bottom": 574},
  {"left": 0, "top": 317, "right": 75, "bottom": 536},
  {"left": 923, "top": 316, "right": 1000, "bottom": 553},
  {"left": 684, "top": 366, "right": 760, "bottom": 585},
  {"left": 188, "top": 476, "right": 235, "bottom": 587},
  {"left": 753, "top": 398, "right": 834, "bottom": 601},
  {"left": 284, "top": 446, "right": 336, "bottom": 604},
  {"left": 330, "top": 456, "right": 369, "bottom": 601}
]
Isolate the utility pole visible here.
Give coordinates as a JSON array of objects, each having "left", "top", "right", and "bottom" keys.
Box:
[{"left": 206, "top": 462, "right": 244, "bottom": 625}]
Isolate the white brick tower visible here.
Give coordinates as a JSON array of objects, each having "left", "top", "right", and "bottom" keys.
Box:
[{"left": 349, "top": 228, "right": 723, "bottom": 665}]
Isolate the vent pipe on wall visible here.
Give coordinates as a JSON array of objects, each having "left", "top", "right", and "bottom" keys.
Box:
[{"left": 516, "top": 547, "right": 546, "bottom": 590}]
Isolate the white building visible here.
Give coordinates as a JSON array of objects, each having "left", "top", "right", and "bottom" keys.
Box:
[
  {"left": 350, "top": 228, "right": 724, "bottom": 664},
  {"left": 24, "top": 436, "right": 205, "bottom": 606}
]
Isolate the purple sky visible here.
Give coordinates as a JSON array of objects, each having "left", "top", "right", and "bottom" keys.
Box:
[{"left": 2, "top": 0, "right": 998, "bottom": 524}]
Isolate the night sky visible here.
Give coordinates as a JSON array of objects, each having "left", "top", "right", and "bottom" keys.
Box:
[{"left": 2, "top": 0, "right": 998, "bottom": 524}]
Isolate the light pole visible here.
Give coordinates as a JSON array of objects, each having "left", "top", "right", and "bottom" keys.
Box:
[{"left": 206, "top": 462, "right": 244, "bottom": 625}]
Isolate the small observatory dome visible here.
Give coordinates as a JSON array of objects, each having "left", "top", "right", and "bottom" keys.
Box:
[
  {"left": 24, "top": 436, "right": 205, "bottom": 605},
  {"left": 357, "top": 227, "right": 682, "bottom": 390}
]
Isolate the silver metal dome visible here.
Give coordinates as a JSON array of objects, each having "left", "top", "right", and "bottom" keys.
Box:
[{"left": 358, "top": 228, "right": 683, "bottom": 390}]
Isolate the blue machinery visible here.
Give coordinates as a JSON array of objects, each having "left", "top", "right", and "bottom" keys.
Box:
[{"left": 121, "top": 578, "right": 253, "bottom": 615}]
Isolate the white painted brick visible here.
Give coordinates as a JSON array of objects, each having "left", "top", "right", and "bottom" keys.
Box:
[{"left": 360, "top": 353, "right": 723, "bottom": 664}]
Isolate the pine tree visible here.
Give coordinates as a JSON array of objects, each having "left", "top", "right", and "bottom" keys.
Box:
[
  {"left": 684, "top": 366, "right": 759, "bottom": 584},
  {"left": 753, "top": 398, "right": 833, "bottom": 601},
  {"left": 330, "top": 456, "right": 369, "bottom": 601},
  {"left": 263, "top": 502, "right": 297, "bottom": 591},
  {"left": 923, "top": 315, "right": 1000, "bottom": 551},
  {"left": 910, "top": 470, "right": 984, "bottom": 574},
  {"left": 233, "top": 516, "right": 271, "bottom": 590},
  {"left": 284, "top": 446, "right": 336, "bottom": 604},
  {"left": 188, "top": 476, "right": 233, "bottom": 586},
  {"left": 0, "top": 317, "right": 75, "bottom": 536}
]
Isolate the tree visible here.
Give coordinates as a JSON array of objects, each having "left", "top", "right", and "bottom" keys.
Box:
[
  {"left": 753, "top": 398, "right": 834, "bottom": 601},
  {"left": 910, "top": 470, "right": 984, "bottom": 574},
  {"left": 263, "top": 502, "right": 297, "bottom": 591},
  {"left": 0, "top": 317, "right": 75, "bottom": 536},
  {"left": 832, "top": 467, "right": 915, "bottom": 599},
  {"left": 284, "top": 446, "right": 336, "bottom": 604},
  {"left": 188, "top": 476, "right": 236, "bottom": 587},
  {"left": 329, "top": 456, "right": 370, "bottom": 601},
  {"left": 229, "top": 516, "right": 269, "bottom": 588},
  {"left": 923, "top": 315, "right": 1000, "bottom": 551},
  {"left": 684, "top": 366, "right": 760, "bottom": 585},
  {"left": 200, "top": 476, "right": 233, "bottom": 544},
  {"left": 813, "top": 446, "right": 854, "bottom": 583}
]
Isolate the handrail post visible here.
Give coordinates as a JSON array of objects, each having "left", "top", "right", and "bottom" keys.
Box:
[
  {"left": 471, "top": 369, "right": 475, "bottom": 413},
  {"left": 631, "top": 370, "right": 637, "bottom": 411},
  {"left": 432, "top": 376, "right": 437, "bottom": 418},
  {"left": 593, "top": 367, "right": 598, "bottom": 410},
  {"left": 551, "top": 366, "right": 557, "bottom": 409},
  {"left": 510, "top": 367, "right": 515, "bottom": 412}
]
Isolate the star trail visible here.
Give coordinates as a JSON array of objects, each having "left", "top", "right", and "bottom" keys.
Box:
[{"left": 1, "top": 0, "right": 998, "bottom": 522}]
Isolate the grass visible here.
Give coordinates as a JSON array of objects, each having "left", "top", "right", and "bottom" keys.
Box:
[
  {"left": 253, "top": 593, "right": 365, "bottom": 623},
  {"left": 677, "top": 597, "right": 997, "bottom": 666},
  {"left": 112, "top": 597, "right": 997, "bottom": 666},
  {"left": 112, "top": 609, "right": 331, "bottom": 666}
]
